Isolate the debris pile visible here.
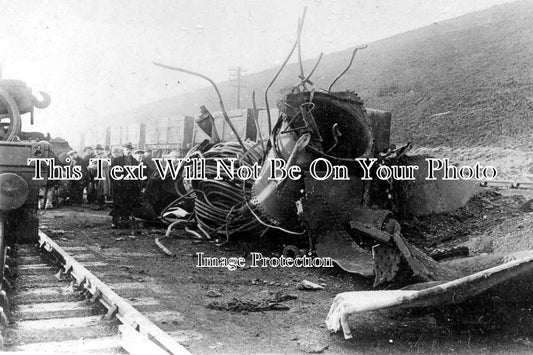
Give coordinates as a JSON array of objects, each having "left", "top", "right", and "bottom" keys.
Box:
[
  {"left": 148, "top": 7, "right": 533, "bottom": 340},
  {"left": 207, "top": 292, "right": 298, "bottom": 312}
]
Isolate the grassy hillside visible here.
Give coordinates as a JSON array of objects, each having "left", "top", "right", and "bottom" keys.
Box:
[{"left": 113, "top": 1, "right": 533, "bottom": 148}]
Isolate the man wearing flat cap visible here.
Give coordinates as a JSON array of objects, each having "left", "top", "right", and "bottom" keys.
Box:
[
  {"left": 109, "top": 142, "right": 142, "bottom": 228},
  {"left": 133, "top": 149, "right": 150, "bottom": 189},
  {"left": 82, "top": 146, "right": 96, "bottom": 204},
  {"left": 89, "top": 144, "right": 111, "bottom": 210}
]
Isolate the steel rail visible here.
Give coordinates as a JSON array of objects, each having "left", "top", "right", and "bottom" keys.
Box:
[{"left": 37, "top": 230, "right": 190, "bottom": 355}]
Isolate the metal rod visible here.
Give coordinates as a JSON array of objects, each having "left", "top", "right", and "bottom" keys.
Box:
[
  {"left": 304, "top": 52, "right": 323, "bottom": 84},
  {"left": 153, "top": 62, "right": 247, "bottom": 152},
  {"left": 264, "top": 8, "right": 307, "bottom": 134},
  {"left": 264, "top": 40, "right": 297, "bottom": 135},
  {"left": 327, "top": 45, "right": 367, "bottom": 93},
  {"left": 294, "top": 52, "right": 323, "bottom": 92},
  {"left": 296, "top": 8, "right": 307, "bottom": 84},
  {"left": 264, "top": 19, "right": 308, "bottom": 134},
  {"left": 251, "top": 91, "right": 265, "bottom": 151}
]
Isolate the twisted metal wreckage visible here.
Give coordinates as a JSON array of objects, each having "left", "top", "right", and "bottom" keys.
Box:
[{"left": 143, "top": 10, "right": 533, "bottom": 339}]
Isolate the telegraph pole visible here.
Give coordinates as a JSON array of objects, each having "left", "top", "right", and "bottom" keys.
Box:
[{"left": 229, "top": 67, "right": 247, "bottom": 109}]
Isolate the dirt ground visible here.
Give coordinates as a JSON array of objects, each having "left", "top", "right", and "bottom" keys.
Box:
[{"left": 37, "top": 185, "right": 533, "bottom": 354}]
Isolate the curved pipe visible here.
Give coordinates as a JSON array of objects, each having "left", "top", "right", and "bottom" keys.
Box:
[
  {"left": 276, "top": 132, "right": 311, "bottom": 189},
  {"left": 264, "top": 7, "right": 307, "bottom": 135},
  {"left": 301, "top": 53, "right": 323, "bottom": 87},
  {"left": 327, "top": 45, "right": 367, "bottom": 93},
  {"left": 153, "top": 62, "right": 247, "bottom": 152},
  {"left": 32, "top": 91, "right": 51, "bottom": 109},
  {"left": 297, "top": 8, "right": 308, "bottom": 82},
  {"left": 291, "top": 53, "right": 324, "bottom": 93},
  {"left": 264, "top": 42, "right": 298, "bottom": 135}
]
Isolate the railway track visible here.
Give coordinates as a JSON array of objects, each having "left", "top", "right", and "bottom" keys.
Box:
[{"left": 0, "top": 230, "right": 191, "bottom": 354}]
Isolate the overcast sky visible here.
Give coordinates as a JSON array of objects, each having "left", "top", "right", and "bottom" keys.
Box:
[{"left": 0, "top": 0, "right": 516, "bottom": 142}]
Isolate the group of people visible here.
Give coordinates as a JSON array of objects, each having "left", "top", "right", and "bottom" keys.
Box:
[
  {"left": 64, "top": 144, "right": 112, "bottom": 207},
  {"left": 107, "top": 142, "right": 155, "bottom": 228},
  {"left": 41, "top": 142, "right": 156, "bottom": 229}
]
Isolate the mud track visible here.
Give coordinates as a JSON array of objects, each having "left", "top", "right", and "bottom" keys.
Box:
[{"left": 38, "top": 187, "right": 533, "bottom": 353}]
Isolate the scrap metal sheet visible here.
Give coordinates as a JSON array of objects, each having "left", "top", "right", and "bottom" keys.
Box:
[{"left": 326, "top": 250, "right": 533, "bottom": 339}]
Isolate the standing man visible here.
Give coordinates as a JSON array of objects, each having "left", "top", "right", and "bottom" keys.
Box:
[
  {"left": 67, "top": 150, "right": 84, "bottom": 205},
  {"left": 89, "top": 144, "right": 111, "bottom": 210},
  {"left": 134, "top": 149, "right": 149, "bottom": 189},
  {"left": 142, "top": 149, "right": 156, "bottom": 179},
  {"left": 109, "top": 142, "right": 142, "bottom": 228},
  {"left": 82, "top": 146, "right": 96, "bottom": 205}
]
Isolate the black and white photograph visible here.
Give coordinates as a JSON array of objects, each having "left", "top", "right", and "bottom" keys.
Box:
[{"left": 1, "top": 0, "right": 533, "bottom": 353}]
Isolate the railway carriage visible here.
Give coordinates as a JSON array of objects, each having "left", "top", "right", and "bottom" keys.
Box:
[{"left": 80, "top": 107, "right": 276, "bottom": 158}]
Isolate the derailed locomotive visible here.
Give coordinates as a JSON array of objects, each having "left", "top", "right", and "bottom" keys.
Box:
[
  {"left": 0, "top": 79, "right": 51, "bottom": 292},
  {"left": 147, "top": 9, "right": 533, "bottom": 339},
  {"left": 147, "top": 82, "right": 479, "bottom": 281}
]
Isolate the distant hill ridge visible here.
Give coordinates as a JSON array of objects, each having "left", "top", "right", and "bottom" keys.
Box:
[{"left": 110, "top": 1, "right": 533, "bottom": 148}]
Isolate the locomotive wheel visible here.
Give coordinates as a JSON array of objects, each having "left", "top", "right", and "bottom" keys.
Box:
[{"left": 0, "top": 87, "right": 21, "bottom": 141}]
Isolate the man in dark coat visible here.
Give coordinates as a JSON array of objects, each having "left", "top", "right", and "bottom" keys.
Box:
[
  {"left": 82, "top": 146, "right": 96, "bottom": 203},
  {"left": 89, "top": 144, "right": 111, "bottom": 210},
  {"left": 67, "top": 150, "right": 84, "bottom": 205},
  {"left": 109, "top": 142, "right": 142, "bottom": 228},
  {"left": 142, "top": 149, "right": 157, "bottom": 179}
]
